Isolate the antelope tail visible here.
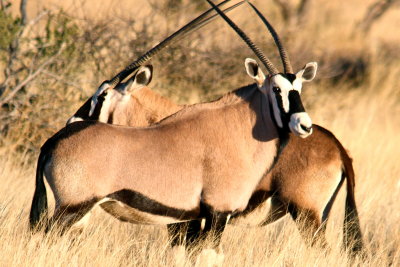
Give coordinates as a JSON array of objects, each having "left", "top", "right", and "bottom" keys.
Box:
[
  {"left": 29, "top": 151, "right": 48, "bottom": 232},
  {"left": 341, "top": 149, "right": 364, "bottom": 254}
]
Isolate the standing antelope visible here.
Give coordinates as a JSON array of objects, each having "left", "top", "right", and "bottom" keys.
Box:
[
  {"left": 29, "top": 0, "right": 363, "bottom": 259},
  {"left": 29, "top": 0, "right": 318, "bottom": 261},
  {"left": 168, "top": 0, "right": 363, "bottom": 255}
]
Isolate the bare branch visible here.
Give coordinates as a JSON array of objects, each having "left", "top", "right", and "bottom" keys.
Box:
[
  {"left": 272, "top": 0, "right": 294, "bottom": 25},
  {"left": 356, "top": 0, "right": 400, "bottom": 34},
  {"left": 0, "top": 44, "right": 65, "bottom": 106},
  {"left": 0, "top": 0, "right": 7, "bottom": 11},
  {"left": 20, "top": 0, "right": 28, "bottom": 26},
  {"left": 272, "top": 0, "right": 314, "bottom": 29},
  {"left": 297, "top": 0, "right": 313, "bottom": 26},
  {"left": 41, "top": 70, "right": 84, "bottom": 91}
]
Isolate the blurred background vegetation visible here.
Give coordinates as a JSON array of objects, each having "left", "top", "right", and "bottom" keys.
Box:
[
  {"left": 1, "top": 1, "right": 400, "bottom": 266},
  {"left": 0, "top": 0, "right": 399, "bottom": 162}
]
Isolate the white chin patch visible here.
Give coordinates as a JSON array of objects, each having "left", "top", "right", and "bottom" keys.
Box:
[{"left": 288, "top": 112, "right": 313, "bottom": 138}]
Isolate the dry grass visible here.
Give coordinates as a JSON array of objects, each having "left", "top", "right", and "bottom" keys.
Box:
[{"left": 1, "top": 0, "right": 400, "bottom": 266}]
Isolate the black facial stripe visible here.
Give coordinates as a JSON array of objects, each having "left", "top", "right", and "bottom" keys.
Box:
[
  {"left": 282, "top": 73, "right": 296, "bottom": 83},
  {"left": 90, "top": 93, "right": 107, "bottom": 120},
  {"left": 275, "top": 93, "right": 284, "bottom": 112},
  {"left": 288, "top": 90, "right": 305, "bottom": 114},
  {"left": 274, "top": 93, "right": 290, "bottom": 126}
]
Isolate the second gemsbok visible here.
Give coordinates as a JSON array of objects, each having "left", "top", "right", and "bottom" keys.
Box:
[{"left": 29, "top": 0, "right": 332, "bottom": 260}]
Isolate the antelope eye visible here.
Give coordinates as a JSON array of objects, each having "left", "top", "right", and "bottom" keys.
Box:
[{"left": 272, "top": 86, "right": 281, "bottom": 93}]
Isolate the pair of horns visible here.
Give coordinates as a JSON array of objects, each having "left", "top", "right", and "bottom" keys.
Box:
[
  {"left": 90, "top": 0, "right": 244, "bottom": 116},
  {"left": 206, "top": 0, "right": 293, "bottom": 75},
  {"left": 107, "top": 0, "right": 293, "bottom": 88},
  {"left": 94, "top": 0, "right": 293, "bottom": 105},
  {"left": 107, "top": 0, "right": 245, "bottom": 89}
]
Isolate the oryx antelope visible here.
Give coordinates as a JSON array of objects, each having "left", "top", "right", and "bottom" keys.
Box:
[
  {"left": 30, "top": 0, "right": 246, "bottom": 232},
  {"left": 29, "top": 0, "right": 363, "bottom": 258},
  {"left": 29, "top": 0, "right": 317, "bottom": 258},
  {"left": 167, "top": 0, "right": 363, "bottom": 255}
]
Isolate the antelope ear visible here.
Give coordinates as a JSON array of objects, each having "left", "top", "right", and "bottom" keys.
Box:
[
  {"left": 245, "top": 58, "right": 265, "bottom": 87},
  {"left": 296, "top": 62, "right": 317, "bottom": 82},
  {"left": 119, "top": 65, "right": 153, "bottom": 93}
]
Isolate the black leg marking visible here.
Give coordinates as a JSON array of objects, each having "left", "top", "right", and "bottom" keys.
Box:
[
  {"left": 322, "top": 174, "right": 345, "bottom": 223},
  {"left": 261, "top": 197, "right": 288, "bottom": 226},
  {"left": 46, "top": 199, "right": 97, "bottom": 235},
  {"left": 288, "top": 204, "right": 329, "bottom": 249},
  {"left": 167, "top": 222, "right": 189, "bottom": 247},
  {"left": 185, "top": 219, "right": 203, "bottom": 248},
  {"left": 200, "top": 210, "right": 230, "bottom": 249}
]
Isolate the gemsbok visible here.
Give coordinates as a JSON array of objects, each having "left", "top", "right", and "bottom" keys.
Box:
[
  {"left": 29, "top": 0, "right": 363, "bottom": 260},
  {"left": 30, "top": 0, "right": 316, "bottom": 258},
  {"left": 167, "top": 0, "right": 363, "bottom": 256},
  {"left": 58, "top": 60, "right": 362, "bottom": 256}
]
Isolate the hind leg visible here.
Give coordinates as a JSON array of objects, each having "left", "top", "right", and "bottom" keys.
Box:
[
  {"left": 46, "top": 200, "right": 97, "bottom": 235},
  {"left": 288, "top": 174, "right": 345, "bottom": 249},
  {"left": 288, "top": 204, "right": 329, "bottom": 249},
  {"left": 261, "top": 197, "right": 288, "bottom": 226}
]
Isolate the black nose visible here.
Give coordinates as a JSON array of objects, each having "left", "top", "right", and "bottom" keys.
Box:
[{"left": 300, "top": 124, "right": 312, "bottom": 133}]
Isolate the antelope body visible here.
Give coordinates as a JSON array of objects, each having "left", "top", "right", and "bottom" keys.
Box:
[
  {"left": 29, "top": 0, "right": 363, "bottom": 259},
  {"left": 36, "top": 68, "right": 307, "bottom": 226},
  {"left": 60, "top": 56, "right": 361, "bottom": 254}
]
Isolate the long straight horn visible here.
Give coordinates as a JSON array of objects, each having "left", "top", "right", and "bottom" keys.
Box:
[
  {"left": 205, "top": 0, "right": 279, "bottom": 75},
  {"left": 107, "top": 0, "right": 243, "bottom": 88},
  {"left": 89, "top": 0, "right": 244, "bottom": 117},
  {"left": 246, "top": 1, "right": 293, "bottom": 74},
  {"left": 179, "top": 1, "right": 245, "bottom": 41}
]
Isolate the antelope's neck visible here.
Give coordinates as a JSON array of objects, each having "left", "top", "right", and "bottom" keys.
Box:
[
  {"left": 245, "top": 90, "right": 281, "bottom": 178},
  {"left": 134, "top": 87, "right": 182, "bottom": 121}
]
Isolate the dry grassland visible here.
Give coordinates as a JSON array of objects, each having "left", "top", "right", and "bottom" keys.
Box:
[{"left": 1, "top": 0, "right": 400, "bottom": 266}]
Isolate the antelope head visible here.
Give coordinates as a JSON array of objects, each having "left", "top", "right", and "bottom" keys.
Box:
[
  {"left": 67, "top": 65, "right": 154, "bottom": 126},
  {"left": 67, "top": 1, "right": 245, "bottom": 126},
  {"left": 91, "top": 65, "right": 154, "bottom": 125},
  {"left": 207, "top": 0, "right": 317, "bottom": 138},
  {"left": 245, "top": 58, "right": 317, "bottom": 138}
]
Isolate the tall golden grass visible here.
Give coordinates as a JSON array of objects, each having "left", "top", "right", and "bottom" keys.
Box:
[{"left": 1, "top": 0, "right": 400, "bottom": 266}]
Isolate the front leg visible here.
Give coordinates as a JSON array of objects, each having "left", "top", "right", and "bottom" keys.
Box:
[
  {"left": 202, "top": 211, "right": 230, "bottom": 247},
  {"left": 166, "top": 220, "right": 203, "bottom": 248},
  {"left": 167, "top": 222, "right": 189, "bottom": 247},
  {"left": 166, "top": 222, "right": 190, "bottom": 266},
  {"left": 195, "top": 210, "right": 230, "bottom": 267}
]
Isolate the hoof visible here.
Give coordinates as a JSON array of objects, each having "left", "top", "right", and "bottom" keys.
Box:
[{"left": 168, "top": 245, "right": 186, "bottom": 267}]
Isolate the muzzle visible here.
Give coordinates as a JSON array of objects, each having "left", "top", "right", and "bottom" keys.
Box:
[{"left": 287, "top": 90, "right": 312, "bottom": 138}]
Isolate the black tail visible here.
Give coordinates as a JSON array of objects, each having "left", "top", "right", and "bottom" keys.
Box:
[
  {"left": 341, "top": 150, "right": 364, "bottom": 255},
  {"left": 29, "top": 151, "right": 48, "bottom": 231}
]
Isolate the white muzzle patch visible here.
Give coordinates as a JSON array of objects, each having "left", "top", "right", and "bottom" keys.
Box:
[{"left": 289, "top": 112, "right": 313, "bottom": 138}]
